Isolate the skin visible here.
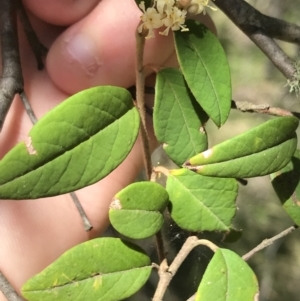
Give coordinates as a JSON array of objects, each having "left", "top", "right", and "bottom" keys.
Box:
[{"left": 0, "top": 1, "right": 215, "bottom": 299}]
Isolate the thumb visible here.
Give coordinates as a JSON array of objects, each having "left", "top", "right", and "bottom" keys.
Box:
[{"left": 46, "top": 0, "right": 175, "bottom": 94}]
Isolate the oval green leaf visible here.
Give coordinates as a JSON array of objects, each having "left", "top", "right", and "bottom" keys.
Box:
[
  {"left": 195, "top": 248, "right": 259, "bottom": 301},
  {"left": 166, "top": 169, "right": 238, "bottom": 232},
  {"left": 271, "top": 149, "right": 300, "bottom": 226},
  {"left": 154, "top": 68, "right": 208, "bottom": 165},
  {"left": 184, "top": 116, "right": 298, "bottom": 178},
  {"left": 0, "top": 86, "right": 140, "bottom": 199},
  {"left": 22, "top": 238, "right": 152, "bottom": 301},
  {"left": 109, "top": 182, "right": 169, "bottom": 239},
  {"left": 174, "top": 19, "right": 231, "bottom": 127}
]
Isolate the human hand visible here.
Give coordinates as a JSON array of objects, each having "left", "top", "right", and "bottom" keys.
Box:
[
  {"left": 0, "top": 0, "right": 176, "bottom": 297},
  {"left": 0, "top": 0, "right": 215, "bottom": 298}
]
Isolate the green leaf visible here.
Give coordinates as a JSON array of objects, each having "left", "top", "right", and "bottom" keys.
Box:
[
  {"left": 195, "top": 248, "right": 259, "bottom": 301},
  {"left": 154, "top": 68, "right": 208, "bottom": 165},
  {"left": 184, "top": 116, "right": 298, "bottom": 178},
  {"left": 271, "top": 149, "right": 300, "bottom": 226},
  {"left": 0, "top": 86, "right": 140, "bottom": 199},
  {"left": 109, "top": 182, "right": 169, "bottom": 239},
  {"left": 166, "top": 169, "right": 238, "bottom": 232},
  {"left": 174, "top": 19, "right": 231, "bottom": 127},
  {"left": 22, "top": 238, "right": 152, "bottom": 301}
]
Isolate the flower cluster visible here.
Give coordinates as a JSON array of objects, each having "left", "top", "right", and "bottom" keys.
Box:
[{"left": 138, "top": 0, "right": 216, "bottom": 39}]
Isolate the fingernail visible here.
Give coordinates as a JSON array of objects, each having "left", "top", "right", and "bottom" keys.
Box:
[{"left": 63, "top": 33, "right": 102, "bottom": 77}]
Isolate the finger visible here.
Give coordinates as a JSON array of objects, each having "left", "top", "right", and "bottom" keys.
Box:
[
  {"left": 0, "top": 35, "right": 154, "bottom": 296},
  {"left": 22, "top": 0, "right": 100, "bottom": 25},
  {"left": 46, "top": 0, "right": 174, "bottom": 94},
  {"left": 0, "top": 136, "right": 145, "bottom": 296}
]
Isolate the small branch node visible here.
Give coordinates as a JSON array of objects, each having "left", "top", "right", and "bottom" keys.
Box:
[{"left": 70, "top": 192, "right": 93, "bottom": 231}]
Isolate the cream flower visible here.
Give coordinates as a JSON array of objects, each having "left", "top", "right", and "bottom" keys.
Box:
[
  {"left": 188, "top": 0, "right": 217, "bottom": 15},
  {"left": 160, "top": 6, "right": 188, "bottom": 36},
  {"left": 138, "top": 1, "right": 163, "bottom": 38},
  {"left": 155, "top": 0, "right": 176, "bottom": 14},
  {"left": 137, "top": 0, "right": 215, "bottom": 38}
]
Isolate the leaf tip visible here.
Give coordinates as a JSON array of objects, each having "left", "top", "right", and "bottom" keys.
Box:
[
  {"left": 110, "top": 198, "right": 122, "bottom": 210},
  {"left": 25, "top": 136, "right": 37, "bottom": 155}
]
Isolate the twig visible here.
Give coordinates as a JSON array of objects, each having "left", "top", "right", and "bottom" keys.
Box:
[
  {"left": 135, "top": 30, "right": 153, "bottom": 180},
  {"left": 242, "top": 225, "right": 298, "bottom": 261},
  {"left": 0, "top": 0, "right": 47, "bottom": 131},
  {"left": 215, "top": 0, "right": 300, "bottom": 44},
  {"left": 70, "top": 192, "right": 93, "bottom": 231},
  {"left": 0, "top": 0, "right": 23, "bottom": 131},
  {"left": 155, "top": 230, "right": 165, "bottom": 264},
  {"left": 213, "top": 0, "right": 296, "bottom": 80},
  {"left": 152, "top": 236, "right": 218, "bottom": 301},
  {"left": 153, "top": 166, "right": 170, "bottom": 177},
  {"left": 15, "top": 0, "right": 47, "bottom": 70},
  {"left": 232, "top": 99, "right": 300, "bottom": 117},
  {"left": 19, "top": 91, "right": 38, "bottom": 124},
  {"left": 0, "top": 271, "right": 23, "bottom": 301}
]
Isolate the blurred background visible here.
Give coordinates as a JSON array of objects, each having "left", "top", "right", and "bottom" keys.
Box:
[{"left": 119, "top": 1, "right": 300, "bottom": 300}]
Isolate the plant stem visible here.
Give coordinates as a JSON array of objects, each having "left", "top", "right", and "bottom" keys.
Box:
[
  {"left": 19, "top": 92, "right": 38, "bottom": 124},
  {"left": 153, "top": 166, "right": 170, "bottom": 177},
  {"left": 153, "top": 236, "right": 218, "bottom": 301},
  {"left": 15, "top": 0, "right": 47, "bottom": 70},
  {"left": 214, "top": 0, "right": 296, "bottom": 80},
  {"left": 0, "top": 271, "right": 23, "bottom": 301},
  {"left": 155, "top": 230, "right": 165, "bottom": 264},
  {"left": 0, "top": 0, "right": 23, "bottom": 131},
  {"left": 70, "top": 192, "right": 93, "bottom": 231},
  {"left": 135, "top": 30, "right": 153, "bottom": 180},
  {"left": 232, "top": 99, "right": 299, "bottom": 117},
  {"left": 242, "top": 225, "right": 298, "bottom": 261}
]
